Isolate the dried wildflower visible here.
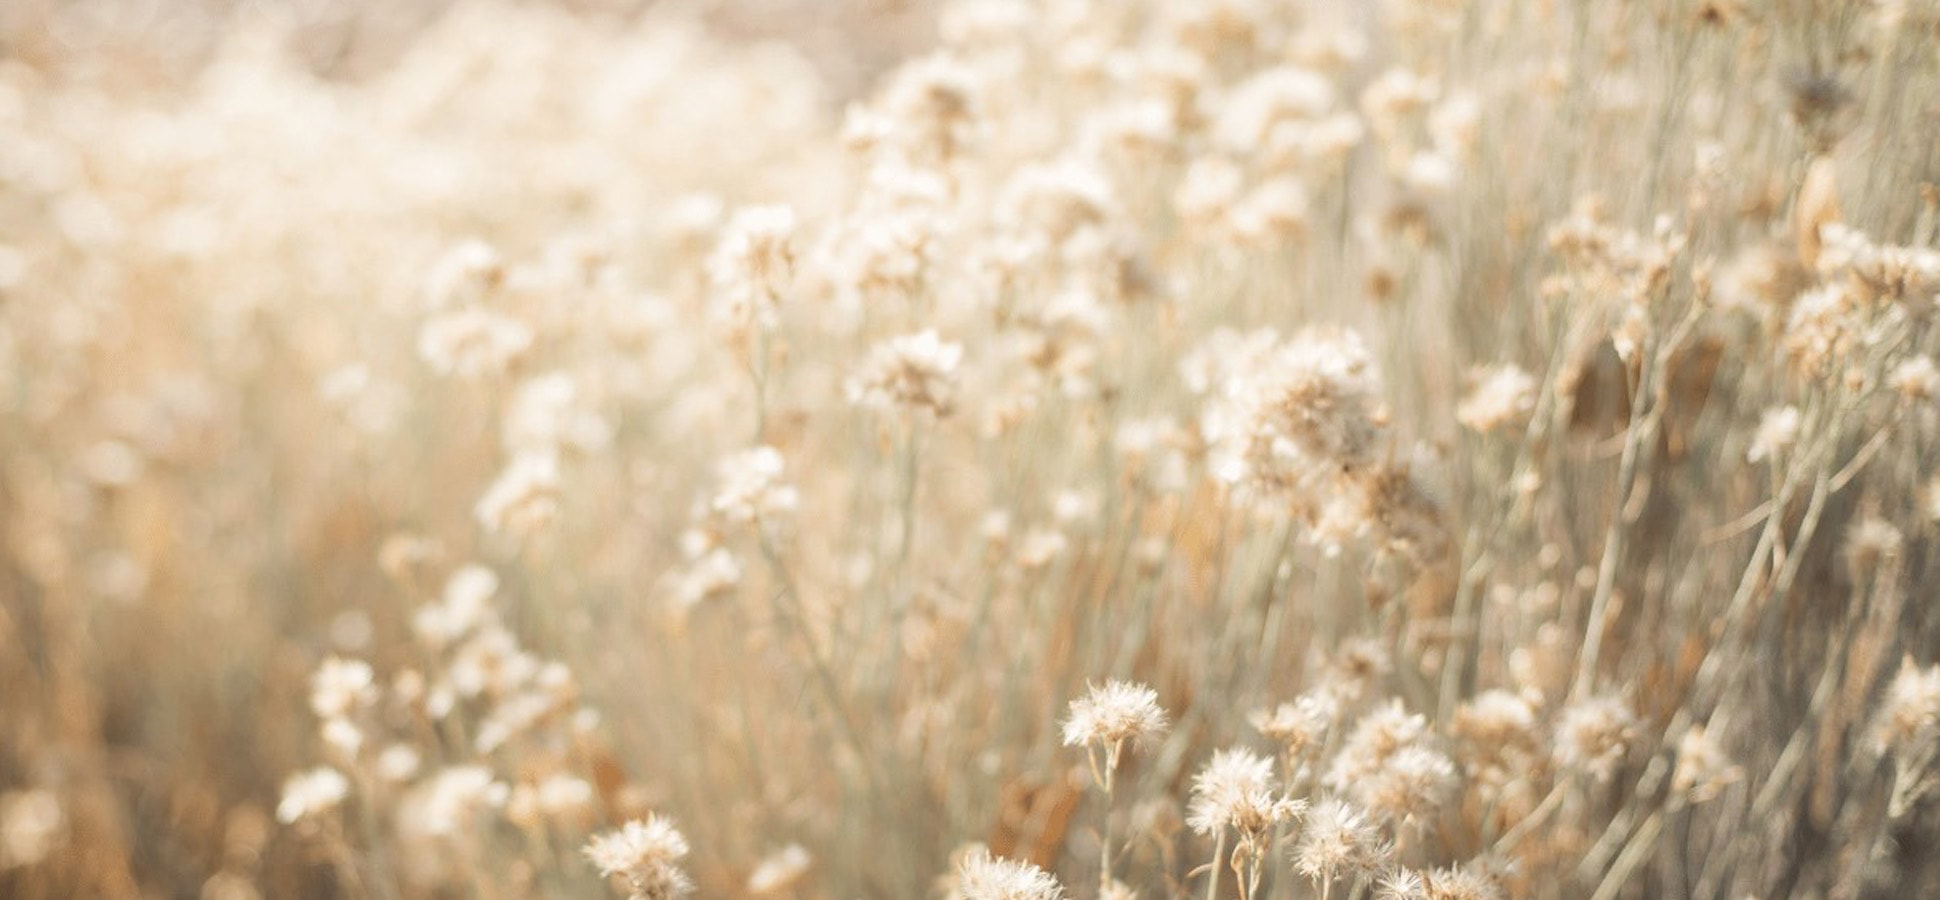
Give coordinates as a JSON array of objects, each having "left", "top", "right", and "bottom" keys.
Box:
[
  {"left": 424, "top": 240, "right": 505, "bottom": 309},
  {"left": 1201, "top": 327, "right": 1386, "bottom": 517},
  {"left": 319, "top": 364, "right": 406, "bottom": 436},
  {"left": 664, "top": 538, "right": 743, "bottom": 615},
  {"left": 1872, "top": 659, "right": 1940, "bottom": 753},
  {"left": 1781, "top": 284, "right": 1856, "bottom": 376},
  {"left": 414, "top": 564, "right": 500, "bottom": 647},
  {"left": 1014, "top": 527, "right": 1068, "bottom": 570},
  {"left": 1871, "top": 658, "right": 1940, "bottom": 816},
  {"left": 310, "top": 657, "right": 378, "bottom": 720},
  {"left": 1252, "top": 690, "right": 1339, "bottom": 763},
  {"left": 881, "top": 54, "right": 980, "bottom": 163},
  {"left": 711, "top": 446, "right": 799, "bottom": 525},
  {"left": 652, "top": 191, "right": 724, "bottom": 249},
  {"left": 1291, "top": 799, "right": 1389, "bottom": 883},
  {"left": 376, "top": 745, "right": 422, "bottom": 783},
  {"left": 1216, "top": 66, "right": 1338, "bottom": 157},
  {"left": 418, "top": 308, "right": 533, "bottom": 379},
  {"left": 1377, "top": 869, "right": 1429, "bottom": 900},
  {"left": 1553, "top": 695, "right": 1639, "bottom": 783},
  {"left": 1420, "top": 866, "right": 1505, "bottom": 900},
  {"left": 586, "top": 816, "right": 694, "bottom": 900},
  {"left": 1001, "top": 159, "right": 1116, "bottom": 244},
  {"left": 1819, "top": 224, "right": 1940, "bottom": 299},
  {"left": 1063, "top": 680, "right": 1169, "bottom": 752},
  {"left": 0, "top": 790, "right": 65, "bottom": 870},
  {"left": 1713, "top": 244, "right": 1805, "bottom": 311},
  {"left": 953, "top": 849, "right": 1065, "bottom": 900},
  {"left": 1429, "top": 93, "right": 1482, "bottom": 160},
  {"left": 847, "top": 330, "right": 964, "bottom": 416},
  {"left": 1359, "top": 67, "right": 1440, "bottom": 138},
  {"left": 1672, "top": 726, "right": 1744, "bottom": 803},
  {"left": 939, "top": 0, "right": 1033, "bottom": 50},
  {"left": 1401, "top": 151, "right": 1459, "bottom": 195},
  {"left": 1355, "top": 744, "right": 1459, "bottom": 827},
  {"left": 1453, "top": 689, "right": 1539, "bottom": 749},
  {"left": 276, "top": 768, "right": 350, "bottom": 824},
  {"left": 507, "top": 774, "right": 595, "bottom": 829},
  {"left": 1845, "top": 517, "right": 1905, "bottom": 578},
  {"left": 1889, "top": 356, "right": 1940, "bottom": 402},
  {"left": 400, "top": 765, "right": 508, "bottom": 840},
  {"left": 1186, "top": 748, "right": 1290, "bottom": 835},
  {"left": 504, "top": 372, "right": 612, "bottom": 456},
  {"left": 1195, "top": 762, "right": 1304, "bottom": 900},
  {"left": 827, "top": 196, "right": 944, "bottom": 303},
  {"left": 448, "top": 627, "right": 541, "bottom": 699},
  {"left": 1162, "top": 0, "right": 1267, "bottom": 56},
  {"left": 1747, "top": 405, "right": 1801, "bottom": 463},
  {"left": 709, "top": 205, "right": 798, "bottom": 332},
  {"left": 747, "top": 843, "right": 812, "bottom": 895},
  {"left": 1457, "top": 365, "right": 1537, "bottom": 433},
  {"left": 476, "top": 688, "right": 565, "bottom": 753},
  {"left": 1229, "top": 177, "right": 1312, "bottom": 243},
  {"left": 1333, "top": 639, "right": 1395, "bottom": 695},
  {"left": 1289, "top": 25, "right": 1369, "bottom": 70},
  {"left": 1187, "top": 748, "right": 1275, "bottom": 830},
  {"left": 1176, "top": 158, "right": 1246, "bottom": 231},
  {"left": 320, "top": 717, "right": 365, "bottom": 760},
  {"left": 1325, "top": 700, "right": 1430, "bottom": 792},
  {"left": 475, "top": 453, "right": 562, "bottom": 536},
  {"left": 537, "top": 775, "right": 594, "bottom": 818}
]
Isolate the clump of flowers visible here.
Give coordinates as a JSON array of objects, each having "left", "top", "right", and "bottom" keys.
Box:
[
  {"left": 847, "top": 329, "right": 965, "bottom": 417},
  {"left": 1456, "top": 364, "right": 1537, "bottom": 434}
]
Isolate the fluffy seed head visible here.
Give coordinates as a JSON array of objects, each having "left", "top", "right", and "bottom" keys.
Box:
[
  {"left": 1747, "top": 405, "right": 1801, "bottom": 463},
  {"left": 1553, "top": 694, "right": 1639, "bottom": 783},
  {"left": 1421, "top": 867, "right": 1505, "bottom": 900},
  {"left": 310, "top": 657, "right": 377, "bottom": 720},
  {"left": 952, "top": 850, "right": 1065, "bottom": 900},
  {"left": 1252, "top": 690, "right": 1339, "bottom": 760},
  {"left": 1377, "top": 869, "right": 1428, "bottom": 900},
  {"left": 1187, "top": 747, "right": 1277, "bottom": 835},
  {"left": 747, "top": 843, "right": 812, "bottom": 896},
  {"left": 1871, "top": 658, "right": 1940, "bottom": 756},
  {"left": 0, "top": 790, "right": 65, "bottom": 870},
  {"left": 1354, "top": 744, "right": 1459, "bottom": 827},
  {"left": 1062, "top": 680, "right": 1169, "bottom": 750},
  {"left": 1672, "top": 726, "right": 1744, "bottom": 803},
  {"left": 1456, "top": 364, "right": 1537, "bottom": 434},
  {"left": 712, "top": 446, "right": 800, "bottom": 525},
  {"left": 585, "top": 815, "right": 694, "bottom": 900},
  {"left": 847, "top": 330, "right": 965, "bottom": 417},
  {"left": 1292, "top": 799, "right": 1389, "bottom": 882},
  {"left": 276, "top": 768, "right": 350, "bottom": 824}
]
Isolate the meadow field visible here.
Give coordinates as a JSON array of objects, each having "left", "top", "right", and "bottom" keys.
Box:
[{"left": 2, "top": 1, "right": 1940, "bottom": 898}]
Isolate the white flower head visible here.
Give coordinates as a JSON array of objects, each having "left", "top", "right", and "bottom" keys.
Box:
[
  {"left": 586, "top": 816, "right": 693, "bottom": 900},
  {"left": 847, "top": 330, "right": 965, "bottom": 416},
  {"left": 277, "top": 768, "right": 350, "bottom": 824},
  {"left": 953, "top": 850, "right": 1064, "bottom": 900}
]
